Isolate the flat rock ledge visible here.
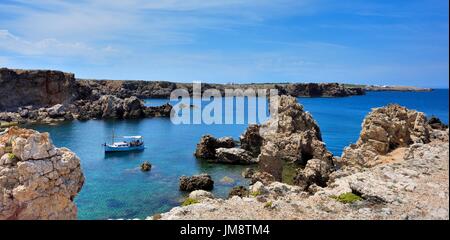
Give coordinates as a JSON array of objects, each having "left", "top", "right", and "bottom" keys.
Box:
[
  {"left": 0, "top": 127, "right": 84, "bottom": 220},
  {"left": 149, "top": 130, "right": 449, "bottom": 220}
]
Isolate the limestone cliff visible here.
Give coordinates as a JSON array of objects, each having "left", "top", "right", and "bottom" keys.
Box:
[{"left": 0, "top": 68, "right": 78, "bottom": 111}]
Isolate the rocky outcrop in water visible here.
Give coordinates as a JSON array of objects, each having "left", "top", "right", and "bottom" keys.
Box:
[
  {"left": 0, "top": 68, "right": 78, "bottom": 111},
  {"left": 340, "top": 104, "right": 432, "bottom": 167},
  {"left": 215, "top": 148, "right": 257, "bottom": 164},
  {"left": 258, "top": 95, "right": 332, "bottom": 164},
  {"left": 0, "top": 104, "right": 74, "bottom": 125},
  {"left": 179, "top": 174, "right": 214, "bottom": 191},
  {"left": 194, "top": 135, "right": 235, "bottom": 159},
  {"left": 152, "top": 128, "right": 449, "bottom": 220},
  {"left": 0, "top": 127, "right": 84, "bottom": 219},
  {"left": 72, "top": 95, "right": 146, "bottom": 119},
  {"left": 240, "top": 125, "right": 263, "bottom": 157},
  {"left": 0, "top": 95, "right": 173, "bottom": 124},
  {"left": 256, "top": 95, "right": 334, "bottom": 189}
]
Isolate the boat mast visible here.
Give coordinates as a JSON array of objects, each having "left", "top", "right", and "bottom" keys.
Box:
[{"left": 111, "top": 129, "right": 114, "bottom": 144}]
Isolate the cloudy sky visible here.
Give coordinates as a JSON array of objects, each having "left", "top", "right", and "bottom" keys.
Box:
[{"left": 0, "top": 0, "right": 448, "bottom": 87}]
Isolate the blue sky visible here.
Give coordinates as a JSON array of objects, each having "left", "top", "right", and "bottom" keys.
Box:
[{"left": 0, "top": 0, "right": 448, "bottom": 87}]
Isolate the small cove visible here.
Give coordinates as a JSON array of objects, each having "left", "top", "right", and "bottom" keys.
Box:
[{"left": 32, "top": 90, "right": 448, "bottom": 219}]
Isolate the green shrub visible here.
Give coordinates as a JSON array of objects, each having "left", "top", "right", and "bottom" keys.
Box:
[
  {"left": 332, "top": 192, "right": 363, "bottom": 204},
  {"left": 181, "top": 198, "right": 199, "bottom": 207},
  {"left": 7, "top": 153, "right": 16, "bottom": 160},
  {"left": 264, "top": 201, "right": 273, "bottom": 208},
  {"left": 250, "top": 190, "right": 261, "bottom": 197}
]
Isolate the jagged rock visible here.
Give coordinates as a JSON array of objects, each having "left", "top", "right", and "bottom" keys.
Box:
[
  {"left": 143, "top": 103, "right": 172, "bottom": 117},
  {"left": 194, "top": 135, "right": 235, "bottom": 159},
  {"left": 254, "top": 95, "right": 334, "bottom": 187},
  {"left": 214, "top": 148, "right": 257, "bottom": 164},
  {"left": 179, "top": 174, "right": 214, "bottom": 191},
  {"left": 98, "top": 95, "right": 125, "bottom": 118},
  {"left": 340, "top": 104, "right": 432, "bottom": 167},
  {"left": 228, "top": 186, "right": 249, "bottom": 198},
  {"left": 428, "top": 116, "right": 448, "bottom": 130},
  {"left": 240, "top": 124, "right": 263, "bottom": 156},
  {"left": 189, "top": 190, "right": 214, "bottom": 201},
  {"left": 140, "top": 161, "right": 152, "bottom": 172},
  {"left": 123, "top": 96, "right": 144, "bottom": 118},
  {"left": 0, "top": 127, "right": 84, "bottom": 219},
  {"left": 293, "top": 159, "right": 333, "bottom": 191},
  {"left": 258, "top": 95, "right": 333, "bottom": 164}
]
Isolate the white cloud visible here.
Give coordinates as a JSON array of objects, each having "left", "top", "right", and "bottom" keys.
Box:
[
  {"left": 0, "top": 0, "right": 316, "bottom": 42},
  {"left": 0, "top": 29, "right": 117, "bottom": 60}
]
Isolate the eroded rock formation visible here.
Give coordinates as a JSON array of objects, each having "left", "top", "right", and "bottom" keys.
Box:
[
  {"left": 239, "top": 124, "right": 263, "bottom": 157},
  {"left": 0, "top": 127, "right": 84, "bottom": 219},
  {"left": 215, "top": 148, "right": 257, "bottom": 164},
  {"left": 340, "top": 104, "right": 432, "bottom": 167},
  {"left": 257, "top": 95, "right": 334, "bottom": 189},
  {"left": 194, "top": 135, "right": 235, "bottom": 159}
]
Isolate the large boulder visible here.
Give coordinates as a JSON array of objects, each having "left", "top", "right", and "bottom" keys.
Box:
[
  {"left": 179, "top": 174, "right": 214, "bottom": 191},
  {"left": 194, "top": 135, "right": 235, "bottom": 159},
  {"left": 0, "top": 127, "right": 84, "bottom": 219},
  {"left": 340, "top": 104, "right": 432, "bottom": 167},
  {"left": 214, "top": 148, "right": 257, "bottom": 164}
]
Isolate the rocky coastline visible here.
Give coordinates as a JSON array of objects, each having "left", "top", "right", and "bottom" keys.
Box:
[
  {"left": 0, "top": 68, "right": 173, "bottom": 125},
  {"left": 78, "top": 79, "right": 366, "bottom": 98},
  {"left": 0, "top": 67, "right": 447, "bottom": 220},
  {"left": 0, "top": 67, "right": 432, "bottom": 126},
  {"left": 153, "top": 99, "right": 449, "bottom": 220}
]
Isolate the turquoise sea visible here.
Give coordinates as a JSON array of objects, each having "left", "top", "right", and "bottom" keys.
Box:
[{"left": 33, "top": 89, "right": 449, "bottom": 219}]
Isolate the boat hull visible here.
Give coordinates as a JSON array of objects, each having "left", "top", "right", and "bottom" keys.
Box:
[{"left": 104, "top": 145, "right": 145, "bottom": 152}]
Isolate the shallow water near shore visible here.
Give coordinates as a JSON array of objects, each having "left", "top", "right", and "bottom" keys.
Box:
[{"left": 32, "top": 89, "right": 448, "bottom": 219}]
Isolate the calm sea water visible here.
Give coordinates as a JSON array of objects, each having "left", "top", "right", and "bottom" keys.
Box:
[{"left": 33, "top": 89, "right": 448, "bottom": 219}]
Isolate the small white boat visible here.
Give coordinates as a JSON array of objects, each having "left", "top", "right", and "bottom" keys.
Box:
[{"left": 104, "top": 135, "right": 145, "bottom": 153}]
